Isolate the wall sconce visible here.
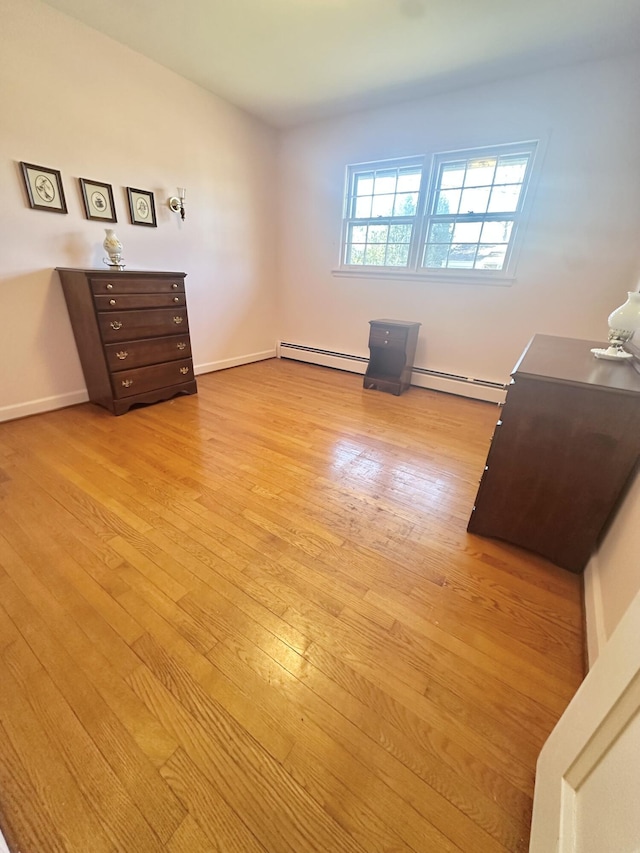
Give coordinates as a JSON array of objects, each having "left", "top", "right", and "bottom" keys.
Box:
[{"left": 168, "top": 187, "right": 186, "bottom": 221}]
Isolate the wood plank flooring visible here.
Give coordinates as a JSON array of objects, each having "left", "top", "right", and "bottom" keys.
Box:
[{"left": 0, "top": 359, "right": 584, "bottom": 852}]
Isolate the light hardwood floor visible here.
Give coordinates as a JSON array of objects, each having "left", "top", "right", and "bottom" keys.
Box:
[{"left": 0, "top": 359, "right": 584, "bottom": 852}]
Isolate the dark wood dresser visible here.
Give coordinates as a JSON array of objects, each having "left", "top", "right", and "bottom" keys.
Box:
[
  {"left": 363, "top": 319, "right": 421, "bottom": 396},
  {"left": 468, "top": 334, "right": 640, "bottom": 573},
  {"left": 57, "top": 268, "right": 197, "bottom": 415}
]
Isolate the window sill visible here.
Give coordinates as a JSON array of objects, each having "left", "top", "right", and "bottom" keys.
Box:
[{"left": 331, "top": 267, "right": 515, "bottom": 286}]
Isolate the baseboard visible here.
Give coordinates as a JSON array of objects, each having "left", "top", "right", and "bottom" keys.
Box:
[
  {"left": 277, "top": 341, "right": 507, "bottom": 404},
  {"left": 0, "top": 389, "right": 90, "bottom": 423},
  {"left": 583, "top": 554, "right": 607, "bottom": 668},
  {"left": 0, "top": 350, "right": 277, "bottom": 423},
  {"left": 195, "top": 349, "right": 276, "bottom": 375}
]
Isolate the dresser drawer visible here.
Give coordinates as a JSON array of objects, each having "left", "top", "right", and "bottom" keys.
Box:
[
  {"left": 369, "top": 325, "right": 408, "bottom": 348},
  {"left": 105, "top": 334, "right": 192, "bottom": 372},
  {"left": 113, "top": 358, "right": 194, "bottom": 398},
  {"left": 89, "top": 276, "right": 185, "bottom": 295},
  {"left": 98, "top": 308, "right": 189, "bottom": 342},
  {"left": 95, "top": 293, "right": 186, "bottom": 311}
]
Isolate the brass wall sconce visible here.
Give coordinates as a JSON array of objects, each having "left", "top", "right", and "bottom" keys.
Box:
[{"left": 168, "top": 187, "right": 186, "bottom": 221}]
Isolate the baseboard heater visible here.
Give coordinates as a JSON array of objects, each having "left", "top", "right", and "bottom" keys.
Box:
[{"left": 278, "top": 341, "right": 506, "bottom": 404}]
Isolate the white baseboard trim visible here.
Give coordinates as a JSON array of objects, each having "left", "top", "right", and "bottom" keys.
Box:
[
  {"left": 0, "top": 389, "right": 89, "bottom": 423},
  {"left": 195, "top": 349, "right": 276, "bottom": 375},
  {"left": 584, "top": 554, "right": 607, "bottom": 668},
  {"left": 277, "top": 342, "right": 507, "bottom": 404},
  {"left": 0, "top": 350, "right": 277, "bottom": 423}
]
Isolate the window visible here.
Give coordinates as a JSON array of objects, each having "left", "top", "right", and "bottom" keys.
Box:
[
  {"left": 340, "top": 142, "right": 537, "bottom": 280},
  {"left": 343, "top": 160, "right": 423, "bottom": 267}
]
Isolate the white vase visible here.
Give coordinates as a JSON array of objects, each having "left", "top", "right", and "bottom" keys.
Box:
[
  {"left": 103, "top": 229, "right": 125, "bottom": 269},
  {"left": 608, "top": 291, "right": 640, "bottom": 344}
]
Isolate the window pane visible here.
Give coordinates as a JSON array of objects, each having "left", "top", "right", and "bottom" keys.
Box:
[
  {"left": 374, "top": 171, "right": 396, "bottom": 195},
  {"left": 495, "top": 156, "right": 528, "bottom": 185},
  {"left": 364, "top": 244, "right": 387, "bottom": 264},
  {"left": 350, "top": 224, "right": 367, "bottom": 242},
  {"left": 447, "top": 244, "right": 477, "bottom": 268},
  {"left": 393, "top": 192, "right": 418, "bottom": 216},
  {"left": 385, "top": 244, "right": 410, "bottom": 266},
  {"left": 354, "top": 173, "right": 374, "bottom": 196},
  {"left": 475, "top": 245, "right": 507, "bottom": 269},
  {"left": 459, "top": 186, "right": 490, "bottom": 214},
  {"left": 348, "top": 244, "right": 365, "bottom": 264},
  {"left": 389, "top": 223, "right": 412, "bottom": 243},
  {"left": 435, "top": 189, "right": 460, "bottom": 214},
  {"left": 480, "top": 220, "right": 513, "bottom": 242},
  {"left": 427, "top": 221, "right": 454, "bottom": 244},
  {"left": 354, "top": 196, "right": 372, "bottom": 218},
  {"left": 367, "top": 224, "right": 389, "bottom": 243},
  {"left": 424, "top": 243, "right": 449, "bottom": 268},
  {"left": 440, "top": 162, "right": 466, "bottom": 189},
  {"left": 487, "top": 184, "right": 522, "bottom": 213},
  {"left": 464, "top": 157, "right": 497, "bottom": 187},
  {"left": 397, "top": 169, "right": 422, "bottom": 192},
  {"left": 464, "top": 158, "right": 497, "bottom": 187},
  {"left": 452, "top": 221, "right": 482, "bottom": 243},
  {"left": 371, "top": 194, "right": 394, "bottom": 217}
]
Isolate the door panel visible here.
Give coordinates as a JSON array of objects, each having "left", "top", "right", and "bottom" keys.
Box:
[{"left": 529, "top": 591, "right": 640, "bottom": 852}]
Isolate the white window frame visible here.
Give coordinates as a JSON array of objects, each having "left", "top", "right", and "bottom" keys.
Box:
[
  {"left": 339, "top": 156, "right": 428, "bottom": 269},
  {"left": 335, "top": 140, "right": 539, "bottom": 285}
]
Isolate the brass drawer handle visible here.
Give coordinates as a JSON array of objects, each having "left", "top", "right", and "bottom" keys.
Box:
[
  {"left": 116, "top": 351, "right": 129, "bottom": 360},
  {"left": 109, "top": 299, "right": 116, "bottom": 305},
  {"left": 179, "top": 366, "right": 189, "bottom": 375},
  {"left": 172, "top": 283, "right": 178, "bottom": 289},
  {"left": 106, "top": 283, "right": 114, "bottom": 290},
  {"left": 121, "top": 379, "right": 133, "bottom": 388},
  {"left": 176, "top": 342, "right": 186, "bottom": 350},
  {"left": 110, "top": 320, "right": 122, "bottom": 330},
  {"left": 173, "top": 296, "right": 180, "bottom": 303},
  {"left": 173, "top": 316, "right": 183, "bottom": 324}
]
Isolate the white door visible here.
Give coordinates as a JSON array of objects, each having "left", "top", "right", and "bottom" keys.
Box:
[{"left": 529, "top": 589, "right": 640, "bottom": 852}]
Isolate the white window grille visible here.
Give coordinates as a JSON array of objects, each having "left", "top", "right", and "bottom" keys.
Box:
[{"left": 340, "top": 142, "right": 537, "bottom": 280}]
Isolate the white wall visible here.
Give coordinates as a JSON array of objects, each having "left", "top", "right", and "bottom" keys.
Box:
[
  {"left": 0, "top": 0, "right": 277, "bottom": 421},
  {"left": 277, "top": 54, "right": 640, "bottom": 386},
  {"left": 585, "top": 468, "right": 640, "bottom": 665}
]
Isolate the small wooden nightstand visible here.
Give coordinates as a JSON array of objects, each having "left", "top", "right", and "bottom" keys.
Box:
[{"left": 363, "top": 319, "right": 421, "bottom": 396}]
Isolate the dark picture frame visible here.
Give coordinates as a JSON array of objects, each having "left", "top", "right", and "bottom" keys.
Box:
[
  {"left": 126, "top": 186, "right": 157, "bottom": 227},
  {"left": 79, "top": 177, "right": 117, "bottom": 222},
  {"left": 20, "top": 162, "right": 67, "bottom": 213}
]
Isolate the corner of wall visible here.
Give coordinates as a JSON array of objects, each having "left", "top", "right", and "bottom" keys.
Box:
[{"left": 583, "top": 554, "right": 607, "bottom": 668}]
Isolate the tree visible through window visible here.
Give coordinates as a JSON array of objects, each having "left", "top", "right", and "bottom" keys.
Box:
[{"left": 341, "top": 142, "right": 537, "bottom": 277}]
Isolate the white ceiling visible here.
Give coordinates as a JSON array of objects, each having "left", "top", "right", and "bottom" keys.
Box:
[{"left": 42, "top": 0, "right": 640, "bottom": 126}]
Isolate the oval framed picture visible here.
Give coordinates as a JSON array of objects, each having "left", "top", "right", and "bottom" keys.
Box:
[
  {"left": 79, "top": 177, "right": 117, "bottom": 222},
  {"left": 20, "top": 162, "right": 67, "bottom": 213},
  {"left": 126, "top": 187, "right": 157, "bottom": 227}
]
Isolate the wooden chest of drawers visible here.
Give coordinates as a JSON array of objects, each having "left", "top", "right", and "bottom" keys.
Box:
[
  {"left": 467, "top": 334, "right": 640, "bottom": 572},
  {"left": 57, "top": 268, "right": 197, "bottom": 415},
  {"left": 363, "top": 319, "right": 421, "bottom": 396}
]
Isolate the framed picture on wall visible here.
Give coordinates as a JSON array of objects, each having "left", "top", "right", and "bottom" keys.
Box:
[
  {"left": 20, "top": 162, "right": 67, "bottom": 213},
  {"left": 79, "top": 177, "right": 117, "bottom": 222},
  {"left": 126, "top": 187, "right": 157, "bottom": 227}
]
